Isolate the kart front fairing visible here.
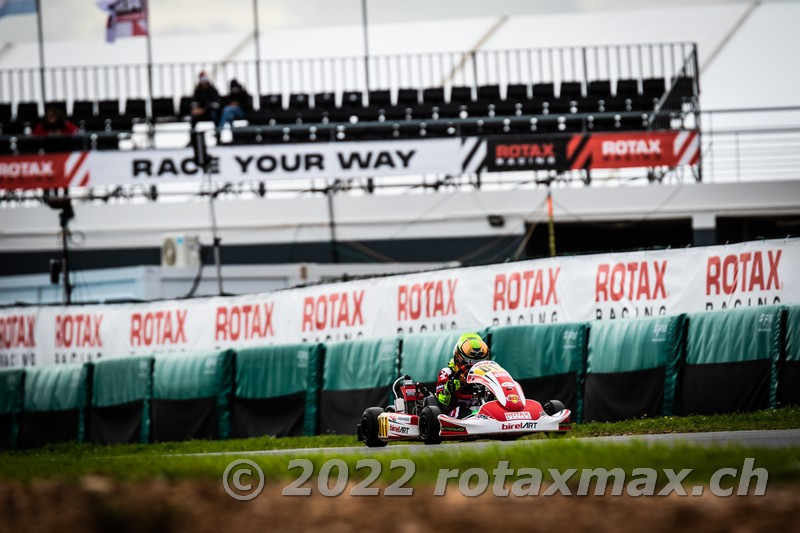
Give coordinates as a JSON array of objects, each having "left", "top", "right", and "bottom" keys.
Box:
[{"left": 437, "top": 361, "right": 571, "bottom": 437}]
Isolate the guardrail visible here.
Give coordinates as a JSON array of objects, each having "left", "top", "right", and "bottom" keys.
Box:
[{"left": 0, "top": 43, "right": 698, "bottom": 113}]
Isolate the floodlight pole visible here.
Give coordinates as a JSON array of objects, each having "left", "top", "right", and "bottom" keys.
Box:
[
  {"left": 252, "top": 0, "right": 263, "bottom": 98},
  {"left": 35, "top": 0, "right": 46, "bottom": 104},
  {"left": 361, "top": 0, "right": 370, "bottom": 93}
]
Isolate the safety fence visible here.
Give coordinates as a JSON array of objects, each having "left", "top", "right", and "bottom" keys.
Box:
[
  {"left": 0, "top": 304, "right": 796, "bottom": 449},
  {"left": 0, "top": 43, "right": 698, "bottom": 113}
]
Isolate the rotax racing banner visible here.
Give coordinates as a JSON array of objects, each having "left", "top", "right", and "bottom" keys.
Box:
[
  {"left": 0, "top": 238, "right": 795, "bottom": 368},
  {"left": 0, "top": 130, "right": 698, "bottom": 190}
]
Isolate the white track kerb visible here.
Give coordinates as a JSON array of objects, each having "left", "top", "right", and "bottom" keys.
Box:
[{"left": 222, "top": 457, "right": 769, "bottom": 499}]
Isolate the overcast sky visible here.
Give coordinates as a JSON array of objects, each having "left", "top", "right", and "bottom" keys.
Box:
[{"left": 0, "top": 0, "right": 786, "bottom": 43}]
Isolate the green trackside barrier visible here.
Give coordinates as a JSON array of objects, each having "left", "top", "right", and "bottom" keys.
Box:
[
  {"left": 399, "top": 330, "right": 465, "bottom": 390},
  {"left": 489, "top": 322, "right": 589, "bottom": 422},
  {"left": 152, "top": 349, "right": 235, "bottom": 441},
  {"left": 0, "top": 369, "right": 25, "bottom": 450},
  {"left": 21, "top": 362, "right": 93, "bottom": 447},
  {"left": 584, "top": 314, "right": 687, "bottom": 422},
  {"left": 90, "top": 356, "right": 154, "bottom": 444},
  {"left": 683, "top": 306, "right": 783, "bottom": 415},
  {"left": 782, "top": 306, "right": 800, "bottom": 405},
  {"left": 319, "top": 337, "right": 400, "bottom": 434},
  {"left": 233, "top": 343, "right": 323, "bottom": 437}
]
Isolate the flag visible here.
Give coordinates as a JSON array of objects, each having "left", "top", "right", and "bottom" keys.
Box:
[
  {"left": 0, "top": 0, "right": 37, "bottom": 18},
  {"left": 96, "top": 0, "right": 149, "bottom": 43}
]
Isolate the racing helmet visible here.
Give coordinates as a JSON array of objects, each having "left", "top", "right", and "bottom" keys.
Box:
[{"left": 453, "top": 332, "right": 490, "bottom": 371}]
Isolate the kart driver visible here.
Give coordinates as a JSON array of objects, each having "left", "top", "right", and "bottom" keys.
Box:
[{"left": 436, "top": 332, "right": 490, "bottom": 418}]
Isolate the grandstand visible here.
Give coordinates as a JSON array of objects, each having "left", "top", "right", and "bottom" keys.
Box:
[{"left": 0, "top": 1, "right": 798, "bottom": 301}]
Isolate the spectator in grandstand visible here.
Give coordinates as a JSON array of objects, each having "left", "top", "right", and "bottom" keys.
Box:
[
  {"left": 190, "top": 71, "right": 221, "bottom": 128},
  {"left": 218, "top": 79, "right": 251, "bottom": 129},
  {"left": 32, "top": 107, "right": 78, "bottom": 136}
]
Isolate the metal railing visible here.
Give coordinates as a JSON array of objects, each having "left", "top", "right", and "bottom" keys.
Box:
[
  {"left": 701, "top": 107, "right": 800, "bottom": 183},
  {"left": 0, "top": 42, "right": 698, "bottom": 114}
]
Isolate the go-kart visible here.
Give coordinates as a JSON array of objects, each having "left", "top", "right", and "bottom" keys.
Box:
[{"left": 357, "top": 360, "right": 571, "bottom": 447}]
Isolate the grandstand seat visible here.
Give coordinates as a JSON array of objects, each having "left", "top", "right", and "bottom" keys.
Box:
[
  {"left": 559, "top": 81, "right": 583, "bottom": 101},
  {"left": 124, "top": 98, "right": 147, "bottom": 119},
  {"left": 260, "top": 93, "right": 283, "bottom": 111},
  {"left": 604, "top": 79, "right": 640, "bottom": 111},
  {"left": 97, "top": 99, "right": 121, "bottom": 118},
  {"left": 506, "top": 83, "right": 530, "bottom": 103},
  {"left": 341, "top": 91, "right": 364, "bottom": 108},
  {"left": 584, "top": 80, "right": 612, "bottom": 112},
  {"left": 477, "top": 84, "right": 500, "bottom": 102},
  {"left": 15, "top": 102, "right": 39, "bottom": 123},
  {"left": 532, "top": 83, "right": 555, "bottom": 101},
  {"left": 449, "top": 86, "right": 473, "bottom": 105},
  {"left": 151, "top": 98, "right": 176, "bottom": 120},
  {"left": 422, "top": 87, "right": 445, "bottom": 105},
  {"left": 396, "top": 88, "right": 419, "bottom": 106},
  {"left": 640, "top": 77, "right": 665, "bottom": 109},
  {"left": 70, "top": 100, "right": 95, "bottom": 122},
  {"left": 368, "top": 89, "right": 391, "bottom": 108},
  {"left": 587, "top": 80, "right": 612, "bottom": 101},
  {"left": 288, "top": 93, "right": 310, "bottom": 110},
  {"left": 616, "top": 78, "right": 640, "bottom": 97},
  {"left": 313, "top": 92, "right": 336, "bottom": 110}
]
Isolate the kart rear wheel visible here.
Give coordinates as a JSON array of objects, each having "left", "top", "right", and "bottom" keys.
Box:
[
  {"left": 360, "top": 407, "right": 388, "bottom": 448},
  {"left": 419, "top": 405, "right": 442, "bottom": 445},
  {"left": 543, "top": 400, "right": 566, "bottom": 416}
]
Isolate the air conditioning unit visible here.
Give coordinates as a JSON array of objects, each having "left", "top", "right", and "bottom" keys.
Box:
[{"left": 161, "top": 235, "right": 201, "bottom": 268}]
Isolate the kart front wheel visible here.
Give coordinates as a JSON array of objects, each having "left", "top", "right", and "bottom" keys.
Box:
[
  {"left": 419, "top": 405, "right": 442, "bottom": 445},
  {"left": 543, "top": 400, "right": 566, "bottom": 416},
  {"left": 360, "top": 407, "right": 388, "bottom": 448}
]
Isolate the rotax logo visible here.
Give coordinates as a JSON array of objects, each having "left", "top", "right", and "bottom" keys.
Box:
[
  {"left": 215, "top": 302, "right": 275, "bottom": 342},
  {"left": 130, "top": 309, "right": 187, "bottom": 347},
  {"left": 492, "top": 268, "right": 561, "bottom": 326},
  {"left": 54, "top": 313, "right": 104, "bottom": 364},
  {"left": 0, "top": 314, "right": 37, "bottom": 368},
  {"left": 396, "top": 279, "right": 458, "bottom": 335},
  {"left": 301, "top": 289, "right": 365, "bottom": 343},
  {"left": 705, "top": 250, "right": 782, "bottom": 310},
  {"left": 594, "top": 260, "right": 668, "bottom": 319}
]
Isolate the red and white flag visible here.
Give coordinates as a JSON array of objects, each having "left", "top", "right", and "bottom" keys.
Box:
[{"left": 96, "top": 0, "right": 149, "bottom": 43}]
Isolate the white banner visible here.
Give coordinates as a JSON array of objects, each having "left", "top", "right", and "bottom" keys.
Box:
[
  {"left": 1, "top": 238, "right": 797, "bottom": 368},
  {"left": 89, "top": 138, "right": 486, "bottom": 186}
]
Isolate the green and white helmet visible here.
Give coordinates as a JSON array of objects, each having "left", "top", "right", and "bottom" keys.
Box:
[{"left": 453, "top": 332, "right": 490, "bottom": 370}]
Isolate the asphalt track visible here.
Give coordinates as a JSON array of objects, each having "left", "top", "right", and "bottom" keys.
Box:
[{"left": 181, "top": 429, "right": 800, "bottom": 458}]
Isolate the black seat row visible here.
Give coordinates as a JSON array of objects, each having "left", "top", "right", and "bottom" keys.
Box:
[
  {"left": 0, "top": 77, "right": 693, "bottom": 139},
  {"left": 229, "top": 112, "right": 652, "bottom": 145}
]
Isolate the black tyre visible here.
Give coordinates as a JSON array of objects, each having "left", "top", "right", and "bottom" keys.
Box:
[
  {"left": 359, "top": 407, "right": 388, "bottom": 448},
  {"left": 543, "top": 400, "right": 566, "bottom": 416},
  {"left": 419, "top": 405, "right": 442, "bottom": 445}
]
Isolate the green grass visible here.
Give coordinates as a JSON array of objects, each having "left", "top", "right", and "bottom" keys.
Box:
[
  {"left": 557, "top": 406, "right": 800, "bottom": 438},
  {"left": 1, "top": 407, "right": 799, "bottom": 485},
  {"left": 7, "top": 406, "right": 797, "bottom": 459},
  {"left": 2, "top": 440, "right": 799, "bottom": 489}
]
